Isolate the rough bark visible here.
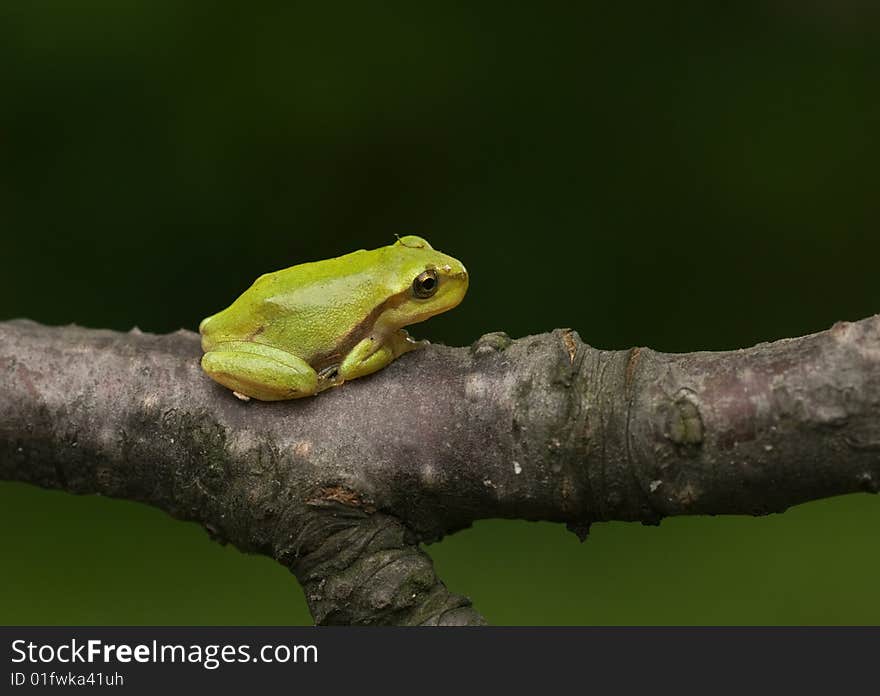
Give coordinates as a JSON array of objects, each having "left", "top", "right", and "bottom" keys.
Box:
[{"left": 1, "top": 315, "right": 879, "bottom": 624}]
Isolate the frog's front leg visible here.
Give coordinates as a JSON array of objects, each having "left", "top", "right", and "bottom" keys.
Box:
[
  {"left": 201, "top": 341, "right": 318, "bottom": 401},
  {"left": 338, "top": 329, "right": 424, "bottom": 382}
]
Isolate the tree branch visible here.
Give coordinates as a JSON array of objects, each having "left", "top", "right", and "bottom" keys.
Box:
[{"left": 2, "top": 315, "right": 879, "bottom": 624}]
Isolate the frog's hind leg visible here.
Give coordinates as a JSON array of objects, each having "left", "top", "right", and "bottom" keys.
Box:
[{"left": 201, "top": 341, "right": 318, "bottom": 401}]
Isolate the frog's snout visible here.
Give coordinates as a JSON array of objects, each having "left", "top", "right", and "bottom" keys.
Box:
[
  {"left": 452, "top": 263, "right": 468, "bottom": 290},
  {"left": 440, "top": 260, "right": 468, "bottom": 282}
]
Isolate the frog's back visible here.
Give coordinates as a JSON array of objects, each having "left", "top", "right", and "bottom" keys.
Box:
[{"left": 200, "top": 247, "right": 388, "bottom": 365}]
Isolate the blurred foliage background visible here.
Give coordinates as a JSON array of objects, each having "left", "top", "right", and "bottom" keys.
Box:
[{"left": 1, "top": 2, "right": 879, "bottom": 625}]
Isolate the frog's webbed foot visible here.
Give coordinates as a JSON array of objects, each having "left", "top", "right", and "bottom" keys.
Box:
[
  {"left": 316, "top": 364, "right": 344, "bottom": 392},
  {"left": 397, "top": 328, "right": 428, "bottom": 351}
]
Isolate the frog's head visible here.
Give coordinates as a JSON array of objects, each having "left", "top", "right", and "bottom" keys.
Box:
[{"left": 380, "top": 235, "right": 469, "bottom": 329}]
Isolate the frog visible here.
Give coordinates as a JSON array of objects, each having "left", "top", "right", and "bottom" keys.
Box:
[{"left": 199, "top": 235, "right": 468, "bottom": 401}]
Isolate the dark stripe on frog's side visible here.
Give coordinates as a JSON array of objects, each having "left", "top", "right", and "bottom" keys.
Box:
[
  {"left": 304, "top": 288, "right": 411, "bottom": 373},
  {"left": 245, "top": 325, "right": 266, "bottom": 341}
]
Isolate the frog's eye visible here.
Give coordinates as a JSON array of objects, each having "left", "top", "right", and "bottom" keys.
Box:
[{"left": 412, "top": 269, "right": 439, "bottom": 299}]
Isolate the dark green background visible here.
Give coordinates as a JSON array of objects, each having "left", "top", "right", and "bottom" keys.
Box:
[{"left": 2, "top": 3, "right": 879, "bottom": 625}]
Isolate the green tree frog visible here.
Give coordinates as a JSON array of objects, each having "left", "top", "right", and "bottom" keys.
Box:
[{"left": 199, "top": 235, "right": 468, "bottom": 401}]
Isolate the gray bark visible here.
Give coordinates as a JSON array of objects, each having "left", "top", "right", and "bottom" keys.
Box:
[{"left": 1, "top": 315, "right": 879, "bottom": 625}]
